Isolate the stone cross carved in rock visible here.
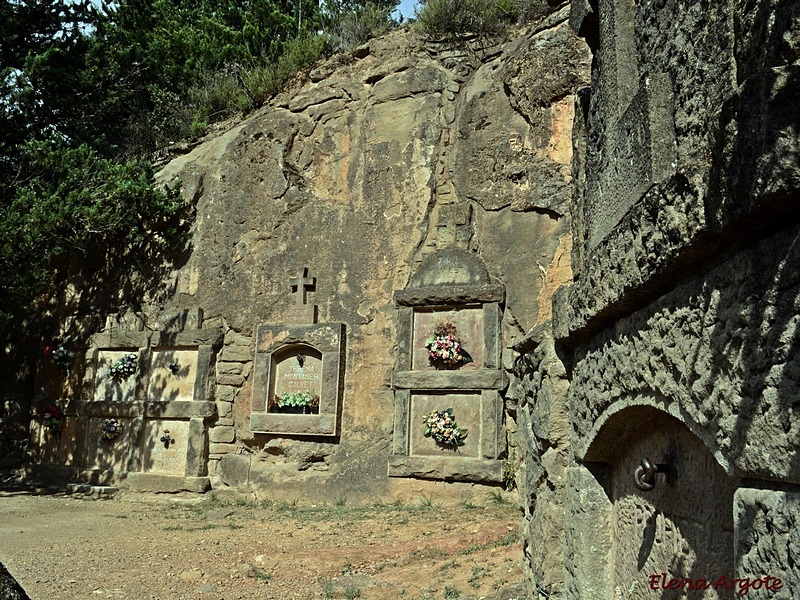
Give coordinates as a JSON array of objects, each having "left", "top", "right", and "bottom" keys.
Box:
[
  {"left": 285, "top": 267, "right": 317, "bottom": 324},
  {"left": 290, "top": 267, "right": 316, "bottom": 306}
]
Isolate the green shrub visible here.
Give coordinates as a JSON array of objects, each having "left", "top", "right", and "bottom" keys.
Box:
[
  {"left": 0, "top": 142, "right": 184, "bottom": 324},
  {"left": 414, "top": 0, "right": 515, "bottom": 41},
  {"left": 334, "top": 3, "right": 396, "bottom": 50}
]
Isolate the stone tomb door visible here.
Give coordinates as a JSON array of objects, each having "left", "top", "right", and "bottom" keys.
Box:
[
  {"left": 272, "top": 345, "right": 323, "bottom": 411},
  {"left": 250, "top": 322, "right": 344, "bottom": 436},
  {"left": 588, "top": 409, "right": 738, "bottom": 598}
]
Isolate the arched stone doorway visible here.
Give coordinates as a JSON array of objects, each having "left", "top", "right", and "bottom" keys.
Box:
[{"left": 581, "top": 406, "right": 739, "bottom": 598}]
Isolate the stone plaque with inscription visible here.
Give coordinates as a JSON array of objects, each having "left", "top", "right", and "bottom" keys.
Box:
[
  {"left": 273, "top": 349, "right": 323, "bottom": 399},
  {"left": 250, "top": 267, "right": 345, "bottom": 436},
  {"left": 251, "top": 327, "right": 344, "bottom": 435}
]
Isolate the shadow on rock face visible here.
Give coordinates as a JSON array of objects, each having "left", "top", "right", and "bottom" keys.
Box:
[{"left": 0, "top": 561, "right": 31, "bottom": 600}]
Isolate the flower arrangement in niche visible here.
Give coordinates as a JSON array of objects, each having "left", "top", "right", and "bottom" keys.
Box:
[
  {"left": 40, "top": 404, "right": 64, "bottom": 435},
  {"left": 43, "top": 344, "right": 74, "bottom": 371},
  {"left": 423, "top": 408, "right": 468, "bottom": 448},
  {"left": 273, "top": 391, "right": 320, "bottom": 413},
  {"left": 101, "top": 418, "right": 123, "bottom": 442},
  {"left": 109, "top": 353, "right": 137, "bottom": 378},
  {"left": 424, "top": 322, "right": 473, "bottom": 368},
  {"left": 160, "top": 429, "right": 175, "bottom": 449}
]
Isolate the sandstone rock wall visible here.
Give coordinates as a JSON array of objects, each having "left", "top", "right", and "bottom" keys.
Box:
[
  {"left": 515, "top": 0, "right": 800, "bottom": 597},
  {"left": 24, "top": 11, "right": 592, "bottom": 502}
]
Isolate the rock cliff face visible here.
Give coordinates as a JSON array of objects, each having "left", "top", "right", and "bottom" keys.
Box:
[
  {"left": 153, "top": 12, "right": 589, "bottom": 497},
  {"left": 23, "top": 9, "right": 591, "bottom": 502}
]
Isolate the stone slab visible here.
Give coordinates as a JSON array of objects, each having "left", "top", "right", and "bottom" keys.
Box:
[
  {"left": 147, "top": 349, "right": 199, "bottom": 402},
  {"left": 250, "top": 413, "right": 337, "bottom": 436},
  {"left": 409, "top": 392, "right": 480, "bottom": 458},
  {"left": 251, "top": 322, "right": 343, "bottom": 436},
  {"left": 84, "top": 416, "right": 139, "bottom": 472},
  {"left": 391, "top": 369, "right": 506, "bottom": 390},
  {"left": 29, "top": 415, "right": 78, "bottom": 466},
  {"left": 563, "top": 466, "right": 612, "bottom": 600},
  {"left": 123, "top": 473, "right": 211, "bottom": 493},
  {"left": 145, "top": 401, "right": 216, "bottom": 420},
  {"left": 141, "top": 419, "right": 189, "bottom": 476},
  {"left": 395, "top": 284, "right": 505, "bottom": 306},
  {"left": 412, "top": 307, "right": 484, "bottom": 370},
  {"left": 387, "top": 456, "right": 503, "bottom": 483},
  {"left": 94, "top": 350, "right": 141, "bottom": 402}
]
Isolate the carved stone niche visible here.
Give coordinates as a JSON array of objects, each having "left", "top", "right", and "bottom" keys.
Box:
[
  {"left": 250, "top": 323, "right": 344, "bottom": 436},
  {"left": 27, "top": 308, "right": 220, "bottom": 493},
  {"left": 389, "top": 249, "right": 506, "bottom": 483}
]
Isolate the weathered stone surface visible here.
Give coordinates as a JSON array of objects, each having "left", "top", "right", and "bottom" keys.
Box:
[
  {"left": 562, "top": 466, "right": 611, "bottom": 600},
  {"left": 387, "top": 456, "right": 503, "bottom": 483},
  {"left": 24, "top": 16, "right": 586, "bottom": 504},
  {"left": 217, "top": 453, "right": 252, "bottom": 488},
  {"left": 735, "top": 488, "right": 800, "bottom": 595},
  {"left": 563, "top": 0, "right": 800, "bottom": 339},
  {"left": 0, "top": 561, "right": 31, "bottom": 600},
  {"left": 216, "top": 400, "right": 232, "bottom": 419},
  {"left": 216, "top": 374, "right": 245, "bottom": 387},
  {"left": 219, "top": 345, "right": 252, "bottom": 363},
  {"left": 372, "top": 67, "right": 447, "bottom": 103},
  {"left": 511, "top": 325, "right": 572, "bottom": 597},
  {"left": 570, "top": 224, "right": 800, "bottom": 483},
  {"left": 392, "top": 369, "right": 506, "bottom": 390},
  {"left": 511, "top": 0, "right": 800, "bottom": 598},
  {"left": 451, "top": 15, "right": 590, "bottom": 217},
  {"left": 208, "top": 426, "right": 235, "bottom": 444},
  {"left": 216, "top": 385, "right": 236, "bottom": 403},
  {"left": 186, "top": 417, "right": 207, "bottom": 476},
  {"left": 215, "top": 362, "right": 243, "bottom": 376}
]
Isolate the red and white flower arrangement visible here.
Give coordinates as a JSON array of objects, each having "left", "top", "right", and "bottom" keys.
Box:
[
  {"left": 40, "top": 404, "right": 64, "bottom": 435},
  {"left": 43, "top": 344, "right": 74, "bottom": 371},
  {"left": 423, "top": 408, "right": 468, "bottom": 448},
  {"left": 424, "top": 322, "right": 473, "bottom": 368}
]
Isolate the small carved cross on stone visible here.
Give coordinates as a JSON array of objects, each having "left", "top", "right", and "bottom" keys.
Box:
[
  {"left": 290, "top": 267, "right": 316, "bottom": 305},
  {"left": 285, "top": 267, "right": 317, "bottom": 324}
]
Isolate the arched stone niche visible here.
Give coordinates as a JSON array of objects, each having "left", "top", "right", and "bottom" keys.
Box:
[
  {"left": 565, "top": 405, "right": 739, "bottom": 599},
  {"left": 271, "top": 344, "right": 324, "bottom": 402},
  {"left": 250, "top": 323, "right": 344, "bottom": 436},
  {"left": 388, "top": 249, "right": 506, "bottom": 483}
]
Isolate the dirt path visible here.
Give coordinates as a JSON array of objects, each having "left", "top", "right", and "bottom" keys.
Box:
[{"left": 0, "top": 484, "right": 524, "bottom": 600}]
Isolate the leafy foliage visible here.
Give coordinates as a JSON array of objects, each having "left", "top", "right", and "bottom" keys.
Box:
[
  {"left": 414, "top": 0, "right": 516, "bottom": 41},
  {"left": 0, "top": 140, "right": 183, "bottom": 324},
  {"left": 0, "top": 0, "right": 406, "bottom": 327},
  {"left": 328, "top": 2, "right": 397, "bottom": 50}
]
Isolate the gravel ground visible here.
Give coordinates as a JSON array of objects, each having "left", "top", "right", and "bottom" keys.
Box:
[{"left": 0, "top": 483, "right": 525, "bottom": 600}]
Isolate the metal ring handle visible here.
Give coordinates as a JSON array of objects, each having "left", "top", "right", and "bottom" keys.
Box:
[{"left": 633, "top": 457, "right": 657, "bottom": 491}]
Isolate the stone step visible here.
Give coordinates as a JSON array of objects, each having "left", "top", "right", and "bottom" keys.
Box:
[{"left": 66, "top": 483, "right": 119, "bottom": 499}]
